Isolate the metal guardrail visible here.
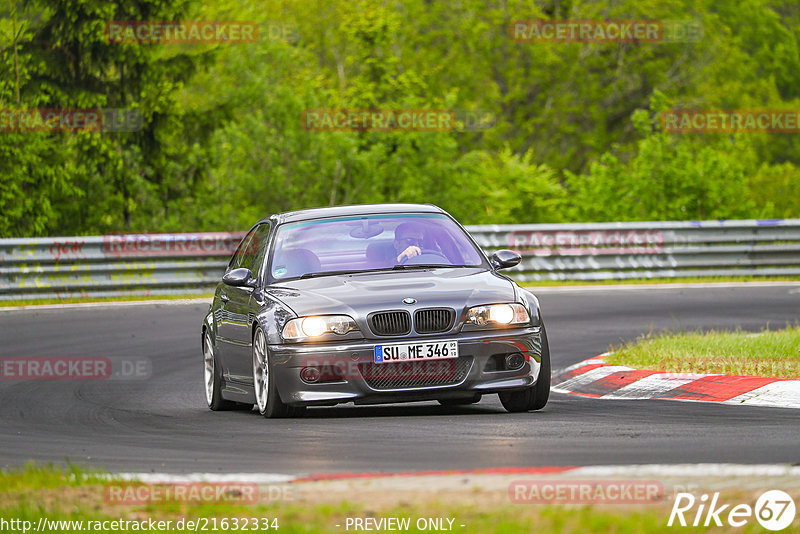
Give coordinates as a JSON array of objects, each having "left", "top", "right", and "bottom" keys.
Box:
[
  {"left": 469, "top": 219, "right": 800, "bottom": 282},
  {"left": 0, "top": 233, "right": 242, "bottom": 301},
  {"left": 1, "top": 219, "right": 799, "bottom": 300}
]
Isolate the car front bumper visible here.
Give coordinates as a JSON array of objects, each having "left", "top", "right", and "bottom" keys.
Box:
[{"left": 268, "top": 326, "right": 544, "bottom": 406}]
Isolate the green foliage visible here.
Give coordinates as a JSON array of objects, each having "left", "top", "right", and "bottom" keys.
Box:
[
  {"left": 461, "top": 148, "right": 566, "bottom": 224},
  {"left": 566, "top": 106, "right": 758, "bottom": 221},
  {"left": 0, "top": 0, "right": 798, "bottom": 236},
  {"left": 749, "top": 162, "right": 800, "bottom": 218}
]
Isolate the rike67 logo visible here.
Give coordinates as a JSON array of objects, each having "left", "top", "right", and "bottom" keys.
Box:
[{"left": 669, "top": 490, "right": 796, "bottom": 531}]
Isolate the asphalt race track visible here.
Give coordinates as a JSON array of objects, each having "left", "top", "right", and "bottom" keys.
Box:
[{"left": 1, "top": 284, "right": 799, "bottom": 475}]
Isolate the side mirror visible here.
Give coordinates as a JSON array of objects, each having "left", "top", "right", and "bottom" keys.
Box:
[
  {"left": 223, "top": 267, "right": 257, "bottom": 288},
  {"left": 491, "top": 250, "right": 521, "bottom": 270}
]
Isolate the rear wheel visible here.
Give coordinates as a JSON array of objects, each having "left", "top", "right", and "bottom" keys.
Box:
[
  {"left": 438, "top": 394, "right": 481, "bottom": 406},
  {"left": 253, "top": 327, "right": 305, "bottom": 418},
  {"left": 204, "top": 331, "right": 237, "bottom": 411},
  {"left": 499, "top": 325, "right": 551, "bottom": 413}
]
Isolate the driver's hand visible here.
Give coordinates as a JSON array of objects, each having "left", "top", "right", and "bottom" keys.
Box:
[{"left": 397, "top": 246, "right": 421, "bottom": 263}]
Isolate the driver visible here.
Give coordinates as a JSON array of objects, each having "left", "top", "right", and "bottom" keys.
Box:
[{"left": 394, "top": 222, "right": 426, "bottom": 263}]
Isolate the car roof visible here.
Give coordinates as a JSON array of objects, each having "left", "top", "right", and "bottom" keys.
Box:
[{"left": 264, "top": 203, "right": 446, "bottom": 225}]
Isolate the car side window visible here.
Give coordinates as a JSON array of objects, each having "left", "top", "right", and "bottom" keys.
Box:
[
  {"left": 227, "top": 229, "right": 257, "bottom": 272},
  {"left": 238, "top": 223, "right": 270, "bottom": 276}
]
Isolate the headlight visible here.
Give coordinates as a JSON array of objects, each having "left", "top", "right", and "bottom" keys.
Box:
[
  {"left": 464, "top": 303, "right": 530, "bottom": 328},
  {"left": 282, "top": 315, "right": 359, "bottom": 341}
]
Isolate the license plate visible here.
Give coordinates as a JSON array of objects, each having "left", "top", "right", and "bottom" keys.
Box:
[{"left": 373, "top": 340, "right": 459, "bottom": 363}]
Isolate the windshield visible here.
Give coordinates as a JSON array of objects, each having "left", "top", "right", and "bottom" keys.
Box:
[{"left": 268, "top": 213, "right": 486, "bottom": 282}]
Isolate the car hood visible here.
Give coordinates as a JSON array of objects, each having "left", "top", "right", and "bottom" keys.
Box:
[{"left": 267, "top": 268, "right": 517, "bottom": 318}]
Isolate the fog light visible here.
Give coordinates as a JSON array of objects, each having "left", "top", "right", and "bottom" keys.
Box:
[
  {"left": 505, "top": 353, "right": 525, "bottom": 370},
  {"left": 300, "top": 366, "right": 321, "bottom": 383}
]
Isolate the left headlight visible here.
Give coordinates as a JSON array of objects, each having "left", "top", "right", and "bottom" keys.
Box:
[
  {"left": 464, "top": 303, "right": 530, "bottom": 328},
  {"left": 282, "top": 315, "right": 359, "bottom": 341}
]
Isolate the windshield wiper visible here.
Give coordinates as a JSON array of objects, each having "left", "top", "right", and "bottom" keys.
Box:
[
  {"left": 391, "top": 264, "right": 470, "bottom": 270},
  {"left": 299, "top": 267, "right": 400, "bottom": 279},
  {"left": 300, "top": 269, "right": 368, "bottom": 279},
  {"left": 297, "top": 265, "right": 473, "bottom": 279}
]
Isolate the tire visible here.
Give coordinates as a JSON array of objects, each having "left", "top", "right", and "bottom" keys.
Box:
[
  {"left": 438, "top": 394, "right": 481, "bottom": 406},
  {"left": 204, "top": 330, "right": 237, "bottom": 411},
  {"left": 499, "top": 324, "right": 551, "bottom": 413},
  {"left": 252, "top": 327, "right": 305, "bottom": 418}
]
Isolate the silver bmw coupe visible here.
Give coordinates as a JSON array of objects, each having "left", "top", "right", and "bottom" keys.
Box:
[{"left": 202, "top": 203, "right": 550, "bottom": 417}]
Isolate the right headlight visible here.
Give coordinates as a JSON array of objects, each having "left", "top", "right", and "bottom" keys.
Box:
[
  {"left": 464, "top": 303, "right": 530, "bottom": 328},
  {"left": 282, "top": 315, "right": 359, "bottom": 341}
]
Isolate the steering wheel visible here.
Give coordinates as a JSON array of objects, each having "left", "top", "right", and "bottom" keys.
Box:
[{"left": 401, "top": 249, "right": 449, "bottom": 265}]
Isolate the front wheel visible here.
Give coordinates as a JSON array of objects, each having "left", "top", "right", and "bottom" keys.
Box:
[
  {"left": 499, "top": 325, "right": 551, "bottom": 413},
  {"left": 252, "top": 327, "right": 305, "bottom": 418}
]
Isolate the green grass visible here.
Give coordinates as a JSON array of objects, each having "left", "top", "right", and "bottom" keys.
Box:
[
  {"left": 521, "top": 275, "right": 800, "bottom": 287},
  {"left": 0, "top": 293, "right": 213, "bottom": 308},
  {"left": 0, "top": 463, "right": 107, "bottom": 492},
  {"left": 606, "top": 326, "right": 800, "bottom": 378},
  {"left": 0, "top": 464, "right": 759, "bottom": 533}
]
